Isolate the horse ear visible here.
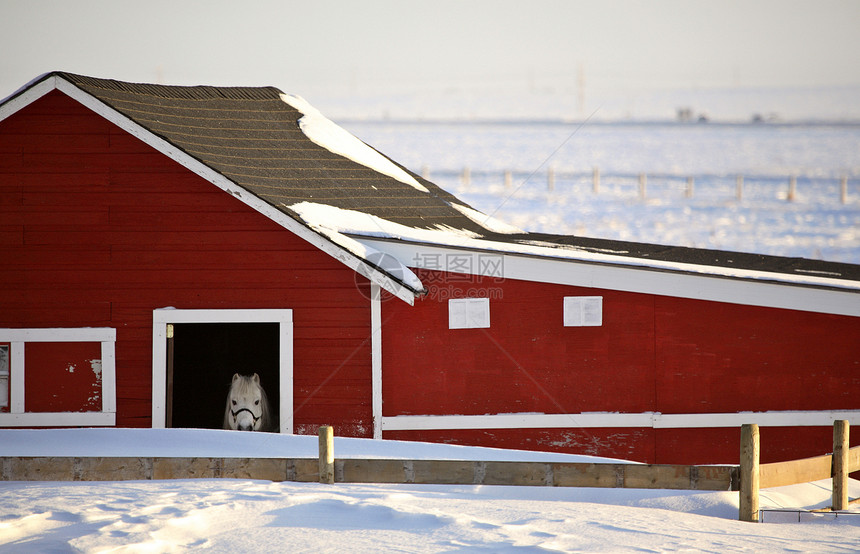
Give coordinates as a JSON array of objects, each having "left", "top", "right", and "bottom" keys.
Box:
[
  {"left": 252, "top": 373, "right": 260, "bottom": 383},
  {"left": 232, "top": 373, "right": 240, "bottom": 383}
]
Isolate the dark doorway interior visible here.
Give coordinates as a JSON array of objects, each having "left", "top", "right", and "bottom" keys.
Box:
[{"left": 169, "top": 323, "right": 280, "bottom": 431}]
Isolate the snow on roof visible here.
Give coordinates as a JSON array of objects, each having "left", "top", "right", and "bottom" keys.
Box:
[
  {"left": 289, "top": 202, "right": 860, "bottom": 292},
  {"left": 449, "top": 202, "right": 523, "bottom": 234},
  {"left": 280, "top": 93, "right": 430, "bottom": 193},
  {"left": 288, "top": 202, "right": 426, "bottom": 292}
]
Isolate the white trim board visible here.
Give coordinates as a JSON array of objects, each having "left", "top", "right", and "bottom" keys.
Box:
[
  {"left": 0, "top": 327, "right": 117, "bottom": 428},
  {"left": 357, "top": 239, "right": 860, "bottom": 318},
  {"left": 0, "top": 76, "right": 57, "bottom": 121},
  {"left": 0, "top": 412, "right": 115, "bottom": 427},
  {"left": 381, "top": 410, "right": 860, "bottom": 431},
  {"left": 151, "top": 308, "right": 294, "bottom": 433},
  {"left": 370, "top": 284, "right": 383, "bottom": 440},
  {"left": 0, "top": 74, "right": 418, "bottom": 305}
]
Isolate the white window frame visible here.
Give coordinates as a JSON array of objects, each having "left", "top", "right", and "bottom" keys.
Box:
[
  {"left": 448, "top": 298, "right": 491, "bottom": 329},
  {"left": 564, "top": 296, "right": 603, "bottom": 327},
  {"left": 0, "top": 328, "right": 117, "bottom": 427},
  {"left": 151, "top": 308, "right": 294, "bottom": 433}
]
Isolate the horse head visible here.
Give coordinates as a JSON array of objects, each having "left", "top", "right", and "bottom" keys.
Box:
[{"left": 223, "top": 373, "right": 269, "bottom": 431}]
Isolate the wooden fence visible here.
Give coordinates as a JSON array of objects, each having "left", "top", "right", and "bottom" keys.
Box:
[
  {"left": 739, "top": 420, "right": 860, "bottom": 522},
  {"left": 424, "top": 166, "right": 855, "bottom": 203},
  {"left": 2, "top": 423, "right": 856, "bottom": 523},
  {"left": 0, "top": 454, "right": 736, "bottom": 491}
]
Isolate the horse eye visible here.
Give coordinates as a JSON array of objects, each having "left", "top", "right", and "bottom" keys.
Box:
[
  {"left": 255, "top": 400, "right": 260, "bottom": 405},
  {"left": 232, "top": 400, "right": 237, "bottom": 405}
]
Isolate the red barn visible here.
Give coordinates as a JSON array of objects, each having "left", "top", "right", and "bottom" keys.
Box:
[{"left": 1, "top": 72, "right": 858, "bottom": 465}]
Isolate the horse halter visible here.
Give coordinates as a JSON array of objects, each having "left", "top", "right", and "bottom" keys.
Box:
[{"left": 231, "top": 407, "right": 261, "bottom": 428}]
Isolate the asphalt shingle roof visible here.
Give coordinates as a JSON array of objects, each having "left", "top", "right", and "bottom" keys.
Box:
[{"left": 57, "top": 72, "right": 488, "bottom": 233}]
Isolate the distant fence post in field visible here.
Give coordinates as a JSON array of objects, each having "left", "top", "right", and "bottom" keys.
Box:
[
  {"left": 739, "top": 423, "right": 760, "bottom": 522},
  {"left": 318, "top": 425, "right": 334, "bottom": 484},
  {"left": 418, "top": 167, "right": 852, "bottom": 204}
]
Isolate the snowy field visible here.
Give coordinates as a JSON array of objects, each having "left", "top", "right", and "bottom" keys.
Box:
[
  {"left": 342, "top": 120, "right": 860, "bottom": 264},
  {"left": 1, "top": 429, "right": 859, "bottom": 552}
]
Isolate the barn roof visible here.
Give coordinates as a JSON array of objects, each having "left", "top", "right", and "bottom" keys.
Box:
[
  {"left": 2, "top": 72, "right": 859, "bottom": 312},
  {"left": 54, "top": 73, "right": 498, "bottom": 234}
]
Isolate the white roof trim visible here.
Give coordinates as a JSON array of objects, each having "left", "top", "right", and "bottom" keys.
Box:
[
  {"left": 356, "top": 238, "right": 860, "bottom": 317},
  {"left": 0, "top": 75, "right": 418, "bottom": 305},
  {"left": 0, "top": 74, "right": 57, "bottom": 121},
  {"left": 349, "top": 233, "right": 859, "bottom": 292}
]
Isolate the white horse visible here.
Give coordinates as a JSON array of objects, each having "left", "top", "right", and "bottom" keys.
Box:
[{"left": 223, "top": 373, "right": 272, "bottom": 432}]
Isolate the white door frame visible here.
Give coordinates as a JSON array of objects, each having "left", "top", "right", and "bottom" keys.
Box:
[{"left": 151, "top": 308, "right": 293, "bottom": 433}]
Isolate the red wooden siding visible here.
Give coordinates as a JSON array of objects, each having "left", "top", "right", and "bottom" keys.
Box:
[
  {"left": 24, "top": 342, "right": 102, "bottom": 412},
  {"left": 381, "top": 269, "right": 860, "bottom": 464},
  {"left": 0, "top": 90, "right": 374, "bottom": 436}
]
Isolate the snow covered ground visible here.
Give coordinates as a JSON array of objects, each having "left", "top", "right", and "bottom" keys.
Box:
[{"left": 1, "top": 429, "right": 859, "bottom": 552}]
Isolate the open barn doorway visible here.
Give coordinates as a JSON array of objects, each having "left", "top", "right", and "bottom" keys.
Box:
[
  {"left": 169, "top": 323, "right": 279, "bottom": 430},
  {"left": 152, "top": 309, "right": 293, "bottom": 433}
]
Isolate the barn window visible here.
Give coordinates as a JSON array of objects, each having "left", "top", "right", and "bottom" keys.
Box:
[
  {"left": 563, "top": 296, "right": 603, "bottom": 327},
  {"left": 0, "top": 328, "right": 117, "bottom": 427},
  {"left": 449, "top": 298, "right": 490, "bottom": 329},
  {"left": 151, "top": 309, "right": 293, "bottom": 433}
]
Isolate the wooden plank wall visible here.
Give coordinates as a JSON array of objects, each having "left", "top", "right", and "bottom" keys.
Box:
[
  {"left": 382, "top": 270, "right": 860, "bottom": 465},
  {"left": 0, "top": 90, "right": 374, "bottom": 435}
]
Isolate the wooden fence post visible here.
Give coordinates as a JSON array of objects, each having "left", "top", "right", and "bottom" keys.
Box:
[
  {"left": 739, "top": 423, "right": 760, "bottom": 522},
  {"left": 461, "top": 167, "right": 471, "bottom": 188},
  {"left": 504, "top": 169, "right": 513, "bottom": 190},
  {"left": 547, "top": 166, "right": 555, "bottom": 192},
  {"left": 592, "top": 167, "right": 600, "bottom": 193},
  {"left": 841, "top": 176, "right": 848, "bottom": 204},
  {"left": 638, "top": 173, "right": 647, "bottom": 199},
  {"left": 736, "top": 175, "right": 744, "bottom": 201},
  {"left": 788, "top": 175, "right": 796, "bottom": 202},
  {"left": 685, "top": 176, "right": 694, "bottom": 198},
  {"left": 833, "top": 420, "right": 849, "bottom": 511},
  {"left": 319, "top": 425, "right": 334, "bottom": 484}
]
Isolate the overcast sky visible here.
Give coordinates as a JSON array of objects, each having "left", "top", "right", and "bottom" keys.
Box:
[{"left": 1, "top": 0, "right": 859, "bottom": 106}]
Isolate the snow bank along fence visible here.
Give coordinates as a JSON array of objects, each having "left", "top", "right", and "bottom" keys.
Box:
[
  {"left": 2, "top": 423, "right": 854, "bottom": 522},
  {"left": 739, "top": 421, "right": 860, "bottom": 523},
  {"left": 1, "top": 425, "right": 737, "bottom": 492},
  {"left": 428, "top": 166, "right": 855, "bottom": 203}
]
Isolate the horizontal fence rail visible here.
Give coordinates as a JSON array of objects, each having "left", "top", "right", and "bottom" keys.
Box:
[
  {"left": 0, "top": 456, "right": 737, "bottom": 491},
  {"left": 759, "top": 453, "right": 834, "bottom": 489}
]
